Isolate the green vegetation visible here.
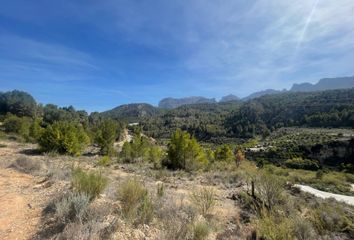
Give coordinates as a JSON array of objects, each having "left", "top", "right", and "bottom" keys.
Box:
[
  {"left": 190, "top": 187, "right": 216, "bottom": 216},
  {"left": 0, "top": 90, "right": 38, "bottom": 117},
  {"left": 165, "top": 129, "right": 208, "bottom": 171},
  {"left": 192, "top": 221, "right": 211, "bottom": 240},
  {"left": 94, "top": 118, "right": 120, "bottom": 155},
  {"left": 214, "top": 145, "right": 233, "bottom": 162},
  {"left": 71, "top": 168, "right": 108, "bottom": 200},
  {"left": 97, "top": 156, "right": 112, "bottom": 166},
  {"left": 38, "top": 121, "right": 89, "bottom": 156},
  {"left": 119, "top": 134, "right": 155, "bottom": 163},
  {"left": 117, "top": 178, "right": 154, "bottom": 224}
]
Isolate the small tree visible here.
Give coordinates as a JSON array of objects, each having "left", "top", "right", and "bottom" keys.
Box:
[
  {"left": 94, "top": 118, "right": 119, "bottom": 155},
  {"left": 38, "top": 121, "right": 89, "bottom": 156},
  {"left": 214, "top": 145, "right": 233, "bottom": 162},
  {"left": 166, "top": 129, "right": 208, "bottom": 171},
  {"left": 3, "top": 114, "right": 31, "bottom": 140},
  {"left": 234, "top": 149, "right": 245, "bottom": 167}
]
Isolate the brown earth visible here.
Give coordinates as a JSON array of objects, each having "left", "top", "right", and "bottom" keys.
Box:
[{"left": 0, "top": 139, "right": 243, "bottom": 239}]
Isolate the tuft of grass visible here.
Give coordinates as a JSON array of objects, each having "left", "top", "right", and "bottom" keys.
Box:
[
  {"left": 190, "top": 187, "right": 216, "bottom": 217},
  {"left": 156, "top": 183, "right": 165, "bottom": 198},
  {"left": 71, "top": 168, "right": 108, "bottom": 201},
  {"left": 193, "top": 221, "right": 210, "bottom": 240},
  {"left": 97, "top": 156, "right": 111, "bottom": 167}
]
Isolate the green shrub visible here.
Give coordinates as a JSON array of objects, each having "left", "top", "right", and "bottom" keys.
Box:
[
  {"left": 193, "top": 221, "right": 210, "bottom": 240},
  {"left": 256, "top": 173, "right": 284, "bottom": 210},
  {"left": 165, "top": 129, "right": 208, "bottom": 171},
  {"left": 309, "top": 200, "right": 354, "bottom": 234},
  {"left": 117, "top": 178, "right": 154, "bottom": 224},
  {"left": 214, "top": 145, "right": 233, "bottom": 162},
  {"left": 55, "top": 192, "right": 90, "bottom": 223},
  {"left": 138, "top": 194, "right": 155, "bottom": 225},
  {"left": 148, "top": 146, "right": 164, "bottom": 169},
  {"left": 119, "top": 134, "right": 152, "bottom": 163},
  {"left": 257, "top": 211, "right": 295, "bottom": 240},
  {"left": 3, "top": 114, "right": 31, "bottom": 140},
  {"left": 156, "top": 183, "right": 165, "bottom": 198},
  {"left": 190, "top": 187, "right": 216, "bottom": 217},
  {"left": 94, "top": 119, "right": 119, "bottom": 156},
  {"left": 71, "top": 168, "right": 108, "bottom": 200},
  {"left": 97, "top": 156, "right": 111, "bottom": 167},
  {"left": 284, "top": 158, "right": 320, "bottom": 170},
  {"left": 38, "top": 121, "right": 89, "bottom": 156}
]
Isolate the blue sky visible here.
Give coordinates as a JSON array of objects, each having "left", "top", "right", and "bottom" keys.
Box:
[{"left": 1, "top": 0, "right": 354, "bottom": 112}]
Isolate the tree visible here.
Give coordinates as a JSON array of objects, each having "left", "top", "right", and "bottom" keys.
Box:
[
  {"left": 119, "top": 134, "right": 152, "bottom": 163},
  {"left": 38, "top": 121, "right": 89, "bottom": 156},
  {"left": 94, "top": 119, "right": 119, "bottom": 155},
  {"left": 147, "top": 146, "right": 164, "bottom": 169},
  {"left": 234, "top": 149, "right": 245, "bottom": 167},
  {"left": 3, "top": 114, "right": 31, "bottom": 139},
  {"left": 214, "top": 145, "right": 233, "bottom": 162},
  {"left": 29, "top": 118, "right": 44, "bottom": 141},
  {"left": 165, "top": 129, "right": 208, "bottom": 171},
  {"left": 0, "top": 90, "right": 37, "bottom": 117}
]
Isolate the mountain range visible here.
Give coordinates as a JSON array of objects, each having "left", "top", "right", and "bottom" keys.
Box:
[{"left": 103, "top": 75, "right": 354, "bottom": 121}]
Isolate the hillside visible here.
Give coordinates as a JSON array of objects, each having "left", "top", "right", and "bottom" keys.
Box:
[
  {"left": 101, "top": 103, "right": 162, "bottom": 122},
  {"left": 158, "top": 96, "right": 216, "bottom": 109},
  {"left": 220, "top": 94, "right": 239, "bottom": 102},
  {"left": 242, "top": 89, "right": 285, "bottom": 101},
  {"left": 290, "top": 76, "right": 354, "bottom": 92}
]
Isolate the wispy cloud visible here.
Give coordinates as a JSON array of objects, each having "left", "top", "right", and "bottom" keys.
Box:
[{"left": 0, "top": 0, "right": 353, "bottom": 109}]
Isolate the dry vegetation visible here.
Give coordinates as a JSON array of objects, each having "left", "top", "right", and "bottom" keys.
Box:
[{"left": 0, "top": 136, "right": 353, "bottom": 240}]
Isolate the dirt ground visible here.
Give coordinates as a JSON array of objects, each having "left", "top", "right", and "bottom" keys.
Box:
[
  {"left": 0, "top": 139, "right": 242, "bottom": 240},
  {"left": 0, "top": 168, "right": 43, "bottom": 240}
]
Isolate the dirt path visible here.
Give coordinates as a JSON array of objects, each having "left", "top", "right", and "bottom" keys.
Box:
[
  {"left": 0, "top": 168, "right": 43, "bottom": 240},
  {"left": 295, "top": 184, "right": 354, "bottom": 206}
]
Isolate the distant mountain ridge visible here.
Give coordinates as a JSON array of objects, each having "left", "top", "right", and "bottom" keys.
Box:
[
  {"left": 220, "top": 94, "right": 240, "bottom": 102},
  {"left": 290, "top": 76, "right": 354, "bottom": 92},
  {"left": 242, "top": 89, "right": 286, "bottom": 101},
  {"left": 158, "top": 96, "right": 216, "bottom": 109},
  {"left": 101, "top": 103, "right": 161, "bottom": 122},
  {"left": 102, "top": 75, "right": 354, "bottom": 120},
  {"left": 242, "top": 75, "right": 354, "bottom": 100}
]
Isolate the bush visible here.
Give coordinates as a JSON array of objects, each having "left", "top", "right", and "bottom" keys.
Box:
[
  {"left": 214, "top": 145, "right": 233, "bottom": 162},
  {"left": 255, "top": 173, "right": 284, "bottom": 210},
  {"left": 94, "top": 119, "right": 119, "bottom": 156},
  {"left": 71, "top": 168, "right": 108, "bottom": 201},
  {"left": 38, "top": 121, "right": 89, "bottom": 156},
  {"left": 117, "top": 178, "right": 154, "bottom": 224},
  {"left": 147, "top": 146, "right": 164, "bottom": 169},
  {"left": 165, "top": 129, "right": 208, "bottom": 171},
  {"left": 119, "top": 134, "right": 152, "bottom": 163},
  {"left": 190, "top": 187, "right": 216, "bottom": 217},
  {"left": 97, "top": 156, "right": 111, "bottom": 167},
  {"left": 138, "top": 194, "right": 155, "bottom": 225},
  {"left": 10, "top": 156, "right": 42, "bottom": 174},
  {"left": 257, "top": 211, "right": 295, "bottom": 240},
  {"left": 193, "top": 221, "right": 210, "bottom": 240},
  {"left": 55, "top": 192, "right": 90, "bottom": 223},
  {"left": 309, "top": 200, "right": 354, "bottom": 234},
  {"left": 3, "top": 114, "right": 31, "bottom": 140},
  {"left": 284, "top": 158, "right": 320, "bottom": 170}
]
